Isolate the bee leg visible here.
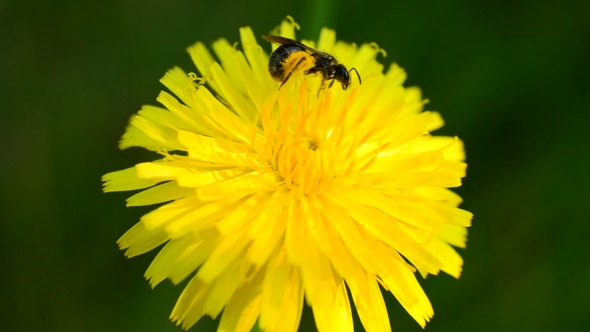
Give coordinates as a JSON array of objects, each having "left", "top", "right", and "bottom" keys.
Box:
[
  {"left": 318, "top": 73, "right": 326, "bottom": 98},
  {"left": 318, "top": 68, "right": 334, "bottom": 96},
  {"left": 279, "top": 57, "right": 307, "bottom": 89},
  {"left": 279, "top": 72, "right": 293, "bottom": 89}
]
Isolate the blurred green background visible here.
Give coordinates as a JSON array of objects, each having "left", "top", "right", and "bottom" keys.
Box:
[{"left": 1, "top": 0, "right": 589, "bottom": 331}]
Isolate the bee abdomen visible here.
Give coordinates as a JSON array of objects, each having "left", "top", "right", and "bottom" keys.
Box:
[{"left": 268, "top": 44, "right": 307, "bottom": 82}]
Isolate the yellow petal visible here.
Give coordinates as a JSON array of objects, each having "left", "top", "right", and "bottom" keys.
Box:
[
  {"left": 331, "top": 189, "right": 442, "bottom": 275},
  {"left": 209, "top": 62, "right": 256, "bottom": 120},
  {"left": 202, "top": 260, "right": 249, "bottom": 318},
  {"left": 126, "top": 181, "right": 194, "bottom": 207},
  {"left": 145, "top": 231, "right": 216, "bottom": 287},
  {"left": 260, "top": 248, "right": 304, "bottom": 332},
  {"left": 246, "top": 190, "right": 289, "bottom": 267},
  {"left": 312, "top": 280, "right": 353, "bottom": 332},
  {"left": 436, "top": 224, "right": 468, "bottom": 248},
  {"left": 218, "top": 268, "right": 264, "bottom": 332},
  {"left": 380, "top": 261, "right": 433, "bottom": 327},
  {"left": 318, "top": 195, "right": 386, "bottom": 274},
  {"left": 196, "top": 171, "right": 278, "bottom": 202},
  {"left": 197, "top": 230, "right": 250, "bottom": 282},
  {"left": 239, "top": 27, "right": 274, "bottom": 95},
  {"left": 423, "top": 237, "right": 464, "bottom": 278},
  {"left": 170, "top": 276, "right": 213, "bottom": 329},
  {"left": 128, "top": 113, "right": 185, "bottom": 150},
  {"left": 215, "top": 191, "right": 270, "bottom": 232},
  {"left": 102, "top": 167, "right": 159, "bottom": 192},
  {"left": 117, "top": 221, "right": 169, "bottom": 258},
  {"left": 347, "top": 275, "right": 391, "bottom": 332},
  {"left": 187, "top": 41, "right": 219, "bottom": 92}
]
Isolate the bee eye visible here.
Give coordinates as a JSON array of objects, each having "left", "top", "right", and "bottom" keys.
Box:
[{"left": 339, "top": 66, "right": 349, "bottom": 79}]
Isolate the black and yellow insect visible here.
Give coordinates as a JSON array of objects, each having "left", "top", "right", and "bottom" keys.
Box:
[{"left": 262, "top": 35, "right": 361, "bottom": 90}]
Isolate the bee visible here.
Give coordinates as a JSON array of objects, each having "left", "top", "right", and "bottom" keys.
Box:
[{"left": 262, "top": 35, "right": 361, "bottom": 90}]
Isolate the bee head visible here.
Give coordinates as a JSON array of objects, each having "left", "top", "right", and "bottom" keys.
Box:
[{"left": 332, "top": 64, "right": 351, "bottom": 90}]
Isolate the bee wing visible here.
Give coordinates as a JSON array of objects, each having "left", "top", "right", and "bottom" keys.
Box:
[
  {"left": 261, "top": 35, "right": 334, "bottom": 60},
  {"left": 262, "top": 35, "right": 298, "bottom": 45}
]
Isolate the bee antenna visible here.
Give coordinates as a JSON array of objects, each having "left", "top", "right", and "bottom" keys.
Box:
[{"left": 350, "top": 68, "right": 361, "bottom": 85}]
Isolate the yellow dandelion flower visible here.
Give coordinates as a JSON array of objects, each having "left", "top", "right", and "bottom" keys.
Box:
[{"left": 103, "top": 17, "right": 472, "bottom": 332}]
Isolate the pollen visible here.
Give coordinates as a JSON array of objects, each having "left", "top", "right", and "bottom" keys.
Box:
[{"left": 277, "top": 133, "right": 333, "bottom": 196}]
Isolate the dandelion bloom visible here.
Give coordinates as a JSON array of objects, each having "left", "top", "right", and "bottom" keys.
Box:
[{"left": 103, "top": 17, "right": 472, "bottom": 332}]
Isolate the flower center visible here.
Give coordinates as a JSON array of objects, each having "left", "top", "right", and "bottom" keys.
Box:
[{"left": 277, "top": 134, "right": 335, "bottom": 196}]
